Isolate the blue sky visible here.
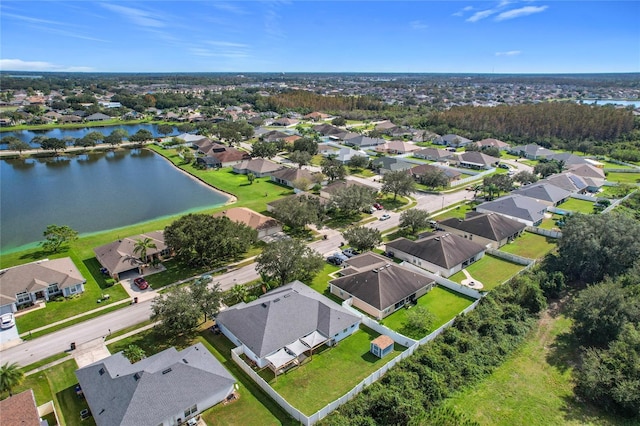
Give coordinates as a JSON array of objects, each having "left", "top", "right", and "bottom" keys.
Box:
[{"left": 1, "top": 1, "right": 638, "bottom": 73}]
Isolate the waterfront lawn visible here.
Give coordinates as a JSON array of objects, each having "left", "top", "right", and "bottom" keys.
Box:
[
  {"left": 259, "top": 326, "right": 405, "bottom": 415},
  {"left": 14, "top": 252, "right": 129, "bottom": 333},
  {"left": 605, "top": 172, "right": 640, "bottom": 184},
  {"left": 558, "top": 198, "right": 595, "bottom": 214},
  {"left": 500, "top": 232, "right": 557, "bottom": 259},
  {"left": 381, "top": 286, "right": 475, "bottom": 339},
  {"left": 443, "top": 314, "right": 631, "bottom": 426},
  {"left": 449, "top": 255, "right": 525, "bottom": 291}
]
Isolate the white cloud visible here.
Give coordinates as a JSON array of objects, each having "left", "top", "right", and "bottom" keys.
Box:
[
  {"left": 495, "top": 50, "right": 522, "bottom": 56},
  {"left": 496, "top": 5, "right": 548, "bottom": 21},
  {"left": 466, "top": 9, "right": 497, "bottom": 22},
  {"left": 3, "top": 12, "right": 65, "bottom": 26},
  {"left": 212, "top": 2, "right": 248, "bottom": 15},
  {"left": 101, "top": 3, "right": 164, "bottom": 28},
  {"left": 453, "top": 5, "right": 474, "bottom": 17},
  {"left": 410, "top": 20, "right": 428, "bottom": 30},
  {"left": 207, "top": 41, "right": 249, "bottom": 48},
  {"left": 0, "top": 59, "right": 93, "bottom": 72}
]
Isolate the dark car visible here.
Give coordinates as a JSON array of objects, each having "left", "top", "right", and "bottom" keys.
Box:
[
  {"left": 133, "top": 277, "right": 149, "bottom": 290},
  {"left": 498, "top": 163, "right": 510, "bottom": 169},
  {"left": 342, "top": 248, "right": 360, "bottom": 258},
  {"left": 327, "top": 255, "right": 344, "bottom": 265}
]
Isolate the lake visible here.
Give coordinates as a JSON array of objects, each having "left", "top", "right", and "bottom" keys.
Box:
[
  {"left": 0, "top": 123, "right": 180, "bottom": 148},
  {"left": 579, "top": 99, "right": 640, "bottom": 108},
  {"left": 0, "top": 149, "right": 229, "bottom": 252}
]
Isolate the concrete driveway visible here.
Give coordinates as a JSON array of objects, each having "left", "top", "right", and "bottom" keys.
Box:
[{"left": 0, "top": 324, "right": 21, "bottom": 350}]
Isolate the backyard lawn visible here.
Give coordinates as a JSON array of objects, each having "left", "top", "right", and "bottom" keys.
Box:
[
  {"left": 500, "top": 232, "right": 557, "bottom": 259},
  {"left": 538, "top": 214, "right": 564, "bottom": 230},
  {"left": 605, "top": 172, "right": 640, "bottom": 185},
  {"left": 259, "top": 326, "right": 405, "bottom": 415},
  {"left": 308, "top": 263, "right": 341, "bottom": 300},
  {"left": 381, "top": 286, "right": 475, "bottom": 338},
  {"left": 558, "top": 198, "right": 595, "bottom": 214},
  {"left": 449, "top": 255, "right": 525, "bottom": 291}
]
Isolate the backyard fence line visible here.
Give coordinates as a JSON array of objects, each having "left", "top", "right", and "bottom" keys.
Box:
[
  {"left": 600, "top": 158, "right": 640, "bottom": 169},
  {"left": 340, "top": 302, "right": 418, "bottom": 348},
  {"left": 601, "top": 189, "right": 638, "bottom": 214},
  {"left": 603, "top": 168, "right": 640, "bottom": 173},
  {"left": 418, "top": 299, "right": 481, "bottom": 345},
  {"left": 485, "top": 248, "right": 535, "bottom": 266},
  {"left": 526, "top": 226, "right": 562, "bottom": 239},
  {"left": 399, "top": 262, "right": 484, "bottom": 300},
  {"left": 569, "top": 193, "right": 599, "bottom": 202}
]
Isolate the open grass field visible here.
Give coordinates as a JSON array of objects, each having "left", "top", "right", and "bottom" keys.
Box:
[
  {"left": 259, "top": 326, "right": 405, "bottom": 415},
  {"left": 500, "top": 232, "right": 557, "bottom": 259},
  {"left": 443, "top": 313, "right": 634, "bottom": 426},
  {"left": 605, "top": 172, "right": 640, "bottom": 185},
  {"left": 381, "top": 286, "right": 475, "bottom": 338},
  {"left": 559, "top": 197, "right": 596, "bottom": 214},
  {"left": 449, "top": 255, "right": 525, "bottom": 291}
]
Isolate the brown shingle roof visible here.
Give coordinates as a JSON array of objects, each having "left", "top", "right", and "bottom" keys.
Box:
[
  {"left": 93, "top": 231, "right": 166, "bottom": 276},
  {"left": 213, "top": 207, "right": 280, "bottom": 231},
  {"left": 371, "top": 335, "right": 394, "bottom": 349},
  {"left": 439, "top": 213, "right": 526, "bottom": 242},
  {"left": 386, "top": 232, "right": 486, "bottom": 269},
  {"left": 0, "top": 389, "right": 41, "bottom": 426}
]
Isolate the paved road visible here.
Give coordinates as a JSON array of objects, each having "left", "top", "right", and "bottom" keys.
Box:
[{"left": 0, "top": 187, "right": 473, "bottom": 367}]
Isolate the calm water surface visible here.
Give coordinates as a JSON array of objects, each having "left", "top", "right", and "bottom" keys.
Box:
[{"left": 0, "top": 149, "right": 228, "bottom": 252}]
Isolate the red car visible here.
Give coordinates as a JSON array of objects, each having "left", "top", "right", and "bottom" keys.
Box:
[
  {"left": 373, "top": 202, "right": 384, "bottom": 210},
  {"left": 133, "top": 277, "right": 149, "bottom": 290}
]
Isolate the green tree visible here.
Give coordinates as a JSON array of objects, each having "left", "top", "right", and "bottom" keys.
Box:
[
  {"left": 381, "top": 170, "right": 415, "bottom": 201},
  {"left": 247, "top": 172, "right": 256, "bottom": 185},
  {"left": 191, "top": 281, "right": 223, "bottom": 322},
  {"left": 251, "top": 140, "right": 279, "bottom": 158},
  {"left": 0, "top": 362, "right": 24, "bottom": 396},
  {"left": 6, "top": 138, "right": 31, "bottom": 154},
  {"left": 256, "top": 239, "right": 324, "bottom": 287},
  {"left": 418, "top": 167, "right": 449, "bottom": 189},
  {"left": 271, "top": 195, "right": 325, "bottom": 230},
  {"left": 483, "top": 174, "right": 513, "bottom": 196},
  {"left": 104, "top": 129, "right": 128, "bottom": 147},
  {"left": 513, "top": 170, "right": 538, "bottom": 185},
  {"left": 122, "top": 345, "right": 146, "bottom": 363},
  {"left": 40, "top": 224, "right": 78, "bottom": 252},
  {"left": 151, "top": 286, "right": 202, "bottom": 337},
  {"left": 347, "top": 155, "right": 369, "bottom": 170},
  {"left": 321, "top": 156, "right": 347, "bottom": 181},
  {"left": 129, "top": 129, "right": 153, "bottom": 143},
  {"left": 292, "top": 137, "right": 318, "bottom": 155},
  {"left": 342, "top": 225, "right": 382, "bottom": 252},
  {"left": 40, "top": 137, "right": 66, "bottom": 152},
  {"left": 289, "top": 150, "right": 312, "bottom": 169},
  {"left": 534, "top": 159, "right": 563, "bottom": 178},
  {"left": 404, "top": 306, "right": 435, "bottom": 336},
  {"left": 332, "top": 116, "right": 346, "bottom": 126},
  {"left": 157, "top": 124, "right": 174, "bottom": 136},
  {"left": 331, "top": 185, "right": 377, "bottom": 216},
  {"left": 133, "top": 237, "right": 157, "bottom": 266},
  {"left": 165, "top": 214, "right": 257, "bottom": 267},
  {"left": 230, "top": 284, "right": 249, "bottom": 304},
  {"left": 400, "top": 209, "right": 430, "bottom": 234}
]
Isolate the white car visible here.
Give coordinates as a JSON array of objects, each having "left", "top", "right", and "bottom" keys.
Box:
[
  {"left": 0, "top": 313, "right": 15, "bottom": 329},
  {"left": 379, "top": 214, "right": 391, "bottom": 221}
]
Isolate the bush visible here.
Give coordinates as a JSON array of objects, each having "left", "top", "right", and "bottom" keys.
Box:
[{"left": 104, "top": 278, "right": 116, "bottom": 287}]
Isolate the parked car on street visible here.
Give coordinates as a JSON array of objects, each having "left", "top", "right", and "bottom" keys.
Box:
[
  {"left": 498, "top": 163, "right": 510, "bottom": 169},
  {"left": 380, "top": 214, "right": 391, "bottom": 221},
  {"left": 342, "top": 248, "right": 360, "bottom": 258},
  {"left": 327, "top": 252, "right": 348, "bottom": 265},
  {"left": 0, "top": 313, "right": 15, "bottom": 329},
  {"left": 133, "top": 277, "right": 149, "bottom": 290},
  {"left": 373, "top": 202, "right": 384, "bottom": 210}
]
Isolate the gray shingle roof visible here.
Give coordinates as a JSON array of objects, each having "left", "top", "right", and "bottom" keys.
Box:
[
  {"left": 439, "top": 213, "right": 526, "bottom": 242},
  {"left": 476, "top": 194, "right": 548, "bottom": 223},
  {"left": 216, "top": 281, "right": 360, "bottom": 358},
  {"left": 458, "top": 151, "right": 500, "bottom": 167},
  {"left": 386, "top": 232, "right": 486, "bottom": 269},
  {"left": 542, "top": 173, "right": 588, "bottom": 193},
  {"left": 76, "top": 343, "right": 235, "bottom": 426},
  {"left": 344, "top": 135, "right": 386, "bottom": 147},
  {"left": 93, "top": 231, "right": 167, "bottom": 276},
  {"left": 512, "top": 183, "right": 572, "bottom": 204},
  {"left": 330, "top": 263, "right": 434, "bottom": 311}
]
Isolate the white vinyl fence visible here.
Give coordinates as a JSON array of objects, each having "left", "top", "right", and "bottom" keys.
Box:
[{"left": 486, "top": 248, "right": 535, "bottom": 266}]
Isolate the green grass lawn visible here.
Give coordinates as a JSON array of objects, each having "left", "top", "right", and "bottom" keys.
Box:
[
  {"left": 600, "top": 160, "right": 636, "bottom": 169},
  {"left": 443, "top": 314, "right": 633, "bottom": 426},
  {"left": 308, "top": 263, "right": 341, "bottom": 296},
  {"left": 605, "top": 172, "right": 640, "bottom": 185},
  {"left": 500, "top": 232, "right": 557, "bottom": 259},
  {"left": 381, "top": 286, "right": 475, "bottom": 338},
  {"left": 349, "top": 168, "right": 376, "bottom": 178},
  {"left": 538, "top": 214, "right": 564, "bottom": 230},
  {"left": 259, "top": 326, "right": 405, "bottom": 415},
  {"left": 449, "top": 255, "right": 525, "bottom": 291},
  {"left": 145, "top": 258, "right": 213, "bottom": 289},
  {"left": 500, "top": 152, "right": 521, "bottom": 160},
  {"left": 432, "top": 201, "right": 478, "bottom": 221},
  {"left": 558, "top": 198, "right": 595, "bottom": 214}
]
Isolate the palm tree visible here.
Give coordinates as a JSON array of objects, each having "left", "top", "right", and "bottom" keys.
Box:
[
  {"left": 0, "top": 362, "right": 24, "bottom": 396},
  {"left": 230, "top": 284, "right": 248, "bottom": 305},
  {"left": 133, "top": 237, "right": 157, "bottom": 270}
]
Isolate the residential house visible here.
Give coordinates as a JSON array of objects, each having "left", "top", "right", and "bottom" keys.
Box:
[
  {"left": 542, "top": 173, "right": 589, "bottom": 194},
  {"left": 94, "top": 231, "right": 170, "bottom": 280},
  {"left": 303, "top": 112, "right": 330, "bottom": 121},
  {"left": 375, "top": 140, "right": 421, "bottom": 155},
  {"left": 370, "top": 335, "right": 395, "bottom": 359},
  {"left": 260, "top": 130, "right": 290, "bottom": 142},
  {"left": 438, "top": 212, "right": 527, "bottom": 249},
  {"left": 76, "top": 343, "right": 236, "bottom": 426},
  {"left": 213, "top": 207, "right": 282, "bottom": 240},
  {"left": 330, "top": 252, "right": 435, "bottom": 319},
  {"left": 194, "top": 140, "right": 250, "bottom": 167},
  {"left": 319, "top": 179, "right": 377, "bottom": 199},
  {"left": 508, "top": 144, "right": 554, "bottom": 160},
  {"left": 546, "top": 152, "right": 589, "bottom": 167},
  {"left": 0, "top": 258, "right": 86, "bottom": 314},
  {"left": 568, "top": 163, "right": 606, "bottom": 180},
  {"left": 432, "top": 134, "right": 473, "bottom": 148},
  {"left": 59, "top": 114, "right": 83, "bottom": 123},
  {"left": 454, "top": 151, "right": 500, "bottom": 170},
  {"left": 85, "top": 113, "right": 111, "bottom": 122},
  {"left": 474, "top": 138, "right": 510, "bottom": 150},
  {"left": 272, "top": 117, "right": 299, "bottom": 127},
  {"left": 282, "top": 135, "right": 301, "bottom": 145},
  {"left": 372, "top": 157, "right": 415, "bottom": 174},
  {"left": 386, "top": 232, "right": 486, "bottom": 278},
  {"left": 374, "top": 121, "right": 398, "bottom": 133},
  {"left": 332, "top": 147, "right": 369, "bottom": 164},
  {"left": 44, "top": 110, "right": 63, "bottom": 120},
  {"left": 475, "top": 194, "right": 549, "bottom": 226},
  {"left": 312, "top": 123, "right": 343, "bottom": 136},
  {"left": 216, "top": 281, "right": 361, "bottom": 369},
  {"left": 413, "top": 147, "right": 455, "bottom": 162},
  {"left": 0, "top": 390, "right": 41, "bottom": 426},
  {"left": 317, "top": 143, "right": 339, "bottom": 156},
  {"left": 408, "top": 164, "right": 461, "bottom": 184},
  {"left": 512, "top": 182, "right": 572, "bottom": 206},
  {"left": 232, "top": 158, "right": 283, "bottom": 178},
  {"left": 343, "top": 135, "right": 386, "bottom": 148},
  {"left": 270, "top": 167, "right": 315, "bottom": 189}
]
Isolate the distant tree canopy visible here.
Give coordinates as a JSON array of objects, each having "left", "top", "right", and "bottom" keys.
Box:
[{"left": 263, "top": 90, "right": 384, "bottom": 113}]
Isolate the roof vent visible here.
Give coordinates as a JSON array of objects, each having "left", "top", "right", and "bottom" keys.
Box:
[
  {"left": 162, "top": 368, "right": 172, "bottom": 375},
  {"left": 284, "top": 294, "right": 290, "bottom": 298},
  {"left": 274, "top": 298, "right": 280, "bottom": 302},
  {"left": 134, "top": 372, "right": 141, "bottom": 381},
  {"left": 372, "top": 269, "right": 378, "bottom": 273},
  {"left": 262, "top": 303, "right": 268, "bottom": 308},
  {"left": 183, "top": 358, "right": 189, "bottom": 364},
  {"left": 98, "top": 368, "right": 105, "bottom": 376},
  {"left": 434, "top": 238, "right": 440, "bottom": 241}
]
